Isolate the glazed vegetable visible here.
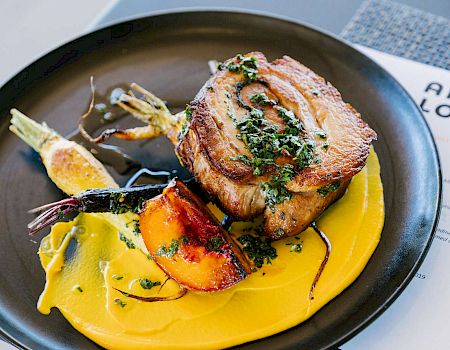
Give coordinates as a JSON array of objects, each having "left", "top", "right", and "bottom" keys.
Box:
[
  {"left": 10, "top": 109, "right": 117, "bottom": 195},
  {"left": 80, "top": 83, "right": 185, "bottom": 144},
  {"left": 27, "top": 178, "right": 203, "bottom": 235},
  {"left": 9, "top": 109, "right": 146, "bottom": 252},
  {"left": 139, "top": 179, "right": 251, "bottom": 291},
  {"left": 28, "top": 183, "right": 166, "bottom": 235},
  {"left": 10, "top": 110, "right": 251, "bottom": 293}
]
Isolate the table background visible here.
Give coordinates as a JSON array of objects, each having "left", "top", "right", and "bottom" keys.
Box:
[
  {"left": 100, "top": 0, "right": 450, "bottom": 33},
  {"left": 2, "top": 0, "right": 449, "bottom": 86}
]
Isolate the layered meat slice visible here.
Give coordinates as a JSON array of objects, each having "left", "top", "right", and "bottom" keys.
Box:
[{"left": 177, "top": 52, "right": 376, "bottom": 239}]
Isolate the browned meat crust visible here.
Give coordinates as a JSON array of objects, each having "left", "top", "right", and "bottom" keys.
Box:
[
  {"left": 265, "top": 56, "right": 376, "bottom": 192},
  {"left": 177, "top": 52, "right": 376, "bottom": 239}
]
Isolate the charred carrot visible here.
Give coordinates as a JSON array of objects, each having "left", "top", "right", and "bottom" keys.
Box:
[
  {"left": 10, "top": 109, "right": 117, "bottom": 195},
  {"left": 27, "top": 178, "right": 204, "bottom": 235},
  {"left": 9, "top": 109, "right": 147, "bottom": 252}
]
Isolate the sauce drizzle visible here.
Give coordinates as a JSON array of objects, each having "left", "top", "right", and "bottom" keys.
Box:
[
  {"left": 309, "top": 222, "right": 332, "bottom": 300},
  {"left": 113, "top": 285, "right": 187, "bottom": 303}
]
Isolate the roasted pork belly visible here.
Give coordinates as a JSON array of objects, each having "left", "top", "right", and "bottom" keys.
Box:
[{"left": 177, "top": 52, "right": 376, "bottom": 239}]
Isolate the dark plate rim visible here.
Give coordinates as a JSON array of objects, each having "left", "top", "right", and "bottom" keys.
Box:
[{"left": 0, "top": 8, "right": 442, "bottom": 350}]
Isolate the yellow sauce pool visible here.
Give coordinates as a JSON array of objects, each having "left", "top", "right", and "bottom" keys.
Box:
[{"left": 37, "top": 149, "right": 384, "bottom": 349}]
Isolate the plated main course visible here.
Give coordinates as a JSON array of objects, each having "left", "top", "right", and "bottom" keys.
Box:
[{"left": 10, "top": 52, "right": 384, "bottom": 349}]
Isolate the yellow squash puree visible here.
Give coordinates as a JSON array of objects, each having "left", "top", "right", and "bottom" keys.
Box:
[{"left": 37, "top": 149, "right": 384, "bottom": 349}]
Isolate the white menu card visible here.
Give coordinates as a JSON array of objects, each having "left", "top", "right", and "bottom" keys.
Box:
[{"left": 344, "top": 46, "right": 450, "bottom": 350}]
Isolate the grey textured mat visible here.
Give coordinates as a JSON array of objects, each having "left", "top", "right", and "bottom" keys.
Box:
[{"left": 341, "top": 0, "right": 450, "bottom": 70}]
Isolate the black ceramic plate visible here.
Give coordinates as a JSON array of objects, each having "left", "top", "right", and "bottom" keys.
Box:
[{"left": 0, "top": 9, "right": 441, "bottom": 350}]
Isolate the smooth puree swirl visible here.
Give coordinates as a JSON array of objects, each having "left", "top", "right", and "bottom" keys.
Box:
[{"left": 37, "top": 149, "right": 384, "bottom": 350}]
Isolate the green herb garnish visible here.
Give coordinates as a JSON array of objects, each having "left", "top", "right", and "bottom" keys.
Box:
[
  {"left": 275, "top": 106, "right": 303, "bottom": 133},
  {"left": 139, "top": 278, "right": 161, "bottom": 290},
  {"left": 114, "top": 298, "right": 126, "bottom": 308},
  {"left": 226, "top": 54, "right": 259, "bottom": 82},
  {"left": 317, "top": 182, "right": 340, "bottom": 196},
  {"left": 224, "top": 56, "right": 316, "bottom": 208},
  {"left": 206, "top": 236, "right": 224, "bottom": 252},
  {"left": 132, "top": 197, "right": 145, "bottom": 214},
  {"left": 250, "top": 92, "right": 276, "bottom": 106},
  {"left": 237, "top": 234, "right": 277, "bottom": 268},
  {"left": 119, "top": 232, "right": 136, "bottom": 249},
  {"left": 273, "top": 228, "right": 285, "bottom": 238},
  {"left": 290, "top": 244, "right": 302, "bottom": 253},
  {"left": 110, "top": 193, "right": 128, "bottom": 214},
  {"left": 262, "top": 165, "right": 295, "bottom": 209},
  {"left": 155, "top": 239, "right": 179, "bottom": 258},
  {"left": 132, "top": 220, "right": 140, "bottom": 235},
  {"left": 231, "top": 95, "right": 314, "bottom": 176},
  {"left": 109, "top": 192, "right": 144, "bottom": 214},
  {"left": 179, "top": 105, "right": 192, "bottom": 140}
]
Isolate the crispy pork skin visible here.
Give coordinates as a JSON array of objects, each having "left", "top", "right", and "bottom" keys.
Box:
[{"left": 177, "top": 52, "right": 376, "bottom": 239}]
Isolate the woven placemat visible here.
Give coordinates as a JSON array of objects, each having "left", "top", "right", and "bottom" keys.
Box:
[{"left": 341, "top": 0, "right": 450, "bottom": 70}]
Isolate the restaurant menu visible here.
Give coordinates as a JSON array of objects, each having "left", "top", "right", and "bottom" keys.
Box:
[{"left": 344, "top": 46, "right": 450, "bottom": 350}]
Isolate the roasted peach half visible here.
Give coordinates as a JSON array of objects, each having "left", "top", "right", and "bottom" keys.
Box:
[{"left": 139, "top": 179, "right": 251, "bottom": 291}]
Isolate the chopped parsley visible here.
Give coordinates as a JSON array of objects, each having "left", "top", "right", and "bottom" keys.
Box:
[
  {"left": 317, "top": 182, "right": 340, "bottom": 196},
  {"left": 110, "top": 193, "right": 144, "bottom": 214},
  {"left": 185, "top": 105, "right": 192, "bottom": 120},
  {"left": 133, "top": 220, "right": 140, "bottom": 235},
  {"left": 238, "top": 234, "right": 277, "bottom": 268},
  {"left": 180, "top": 235, "right": 189, "bottom": 244},
  {"left": 155, "top": 239, "right": 179, "bottom": 258},
  {"left": 232, "top": 105, "right": 314, "bottom": 176},
  {"left": 233, "top": 107, "right": 278, "bottom": 175},
  {"left": 133, "top": 197, "right": 145, "bottom": 214},
  {"left": 273, "top": 228, "right": 285, "bottom": 238},
  {"left": 226, "top": 54, "right": 259, "bottom": 82},
  {"left": 57, "top": 208, "right": 64, "bottom": 220},
  {"left": 119, "top": 232, "right": 136, "bottom": 249},
  {"left": 112, "top": 274, "right": 123, "bottom": 281},
  {"left": 179, "top": 105, "right": 192, "bottom": 140},
  {"left": 206, "top": 236, "right": 224, "bottom": 252},
  {"left": 126, "top": 219, "right": 140, "bottom": 235},
  {"left": 290, "top": 243, "right": 302, "bottom": 253},
  {"left": 250, "top": 92, "right": 276, "bottom": 106},
  {"left": 110, "top": 193, "right": 129, "bottom": 214},
  {"left": 224, "top": 58, "right": 317, "bottom": 208},
  {"left": 139, "top": 278, "right": 161, "bottom": 290},
  {"left": 114, "top": 298, "right": 126, "bottom": 308},
  {"left": 275, "top": 106, "right": 304, "bottom": 133},
  {"left": 262, "top": 165, "right": 295, "bottom": 210}
]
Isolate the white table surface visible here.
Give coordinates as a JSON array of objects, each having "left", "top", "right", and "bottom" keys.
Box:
[{"left": 0, "top": 0, "right": 116, "bottom": 86}]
